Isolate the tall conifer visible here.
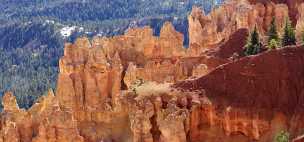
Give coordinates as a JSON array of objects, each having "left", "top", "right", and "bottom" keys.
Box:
[
  {"left": 245, "top": 26, "right": 261, "bottom": 55},
  {"left": 268, "top": 17, "right": 279, "bottom": 42},
  {"left": 282, "top": 18, "right": 296, "bottom": 46}
]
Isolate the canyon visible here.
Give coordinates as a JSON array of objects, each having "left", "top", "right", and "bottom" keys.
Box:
[{"left": 1, "top": 0, "right": 304, "bottom": 142}]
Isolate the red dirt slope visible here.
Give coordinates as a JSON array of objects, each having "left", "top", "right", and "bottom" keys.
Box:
[{"left": 174, "top": 46, "right": 304, "bottom": 137}]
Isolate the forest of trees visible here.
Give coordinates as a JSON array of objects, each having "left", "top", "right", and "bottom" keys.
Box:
[{"left": 0, "top": 22, "right": 63, "bottom": 108}]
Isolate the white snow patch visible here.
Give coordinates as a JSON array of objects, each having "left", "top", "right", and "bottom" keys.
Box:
[
  {"left": 60, "top": 26, "right": 77, "bottom": 37},
  {"left": 45, "top": 20, "right": 55, "bottom": 24},
  {"left": 79, "top": 27, "right": 84, "bottom": 32}
]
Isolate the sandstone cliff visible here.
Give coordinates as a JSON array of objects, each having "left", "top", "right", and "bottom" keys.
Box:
[
  {"left": 175, "top": 46, "right": 304, "bottom": 141},
  {"left": 2, "top": 46, "right": 304, "bottom": 142}
]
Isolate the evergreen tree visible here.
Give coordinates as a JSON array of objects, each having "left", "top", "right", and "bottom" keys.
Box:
[
  {"left": 267, "top": 17, "right": 279, "bottom": 49},
  {"left": 245, "top": 26, "right": 261, "bottom": 55},
  {"left": 282, "top": 18, "right": 296, "bottom": 46},
  {"left": 268, "top": 17, "right": 279, "bottom": 43},
  {"left": 268, "top": 39, "right": 279, "bottom": 49},
  {"left": 275, "top": 131, "right": 289, "bottom": 142}
]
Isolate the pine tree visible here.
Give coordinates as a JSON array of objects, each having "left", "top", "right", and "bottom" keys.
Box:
[
  {"left": 282, "top": 18, "right": 296, "bottom": 47},
  {"left": 268, "top": 39, "right": 279, "bottom": 49},
  {"left": 275, "top": 131, "right": 289, "bottom": 142},
  {"left": 268, "top": 17, "right": 279, "bottom": 43},
  {"left": 245, "top": 26, "right": 261, "bottom": 55}
]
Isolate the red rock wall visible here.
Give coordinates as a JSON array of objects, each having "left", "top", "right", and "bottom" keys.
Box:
[{"left": 175, "top": 47, "right": 304, "bottom": 141}]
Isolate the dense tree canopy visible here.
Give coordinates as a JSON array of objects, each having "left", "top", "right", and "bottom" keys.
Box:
[{"left": 0, "top": 22, "right": 62, "bottom": 108}]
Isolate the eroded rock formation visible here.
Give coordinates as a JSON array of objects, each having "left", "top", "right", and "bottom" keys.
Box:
[
  {"left": 0, "top": 90, "right": 84, "bottom": 142},
  {"left": 1, "top": 0, "right": 304, "bottom": 142},
  {"left": 2, "top": 46, "right": 304, "bottom": 142},
  {"left": 188, "top": 0, "right": 290, "bottom": 54}
]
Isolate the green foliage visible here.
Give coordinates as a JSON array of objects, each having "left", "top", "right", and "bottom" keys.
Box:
[
  {"left": 245, "top": 26, "right": 261, "bottom": 55},
  {"left": 275, "top": 131, "right": 289, "bottom": 142},
  {"left": 0, "top": 22, "right": 62, "bottom": 109},
  {"left": 267, "top": 17, "right": 280, "bottom": 49},
  {"left": 268, "top": 17, "right": 279, "bottom": 43},
  {"left": 268, "top": 39, "right": 279, "bottom": 49},
  {"left": 282, "top": 18, "right": 296, "bottom": 47}
]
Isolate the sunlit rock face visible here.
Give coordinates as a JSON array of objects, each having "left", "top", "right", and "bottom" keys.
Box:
[
  {"left": 296, "top": 3, "right": 304, "bottom": 41},
  {"left": 0, "top": 90, "right": 85, "bottom": 142},
  {"left": 90, "top": 21, "right": 185, "bottom": 68},
  {"left": 57, "top": 37, "right": 132, "bottom": 142}
]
